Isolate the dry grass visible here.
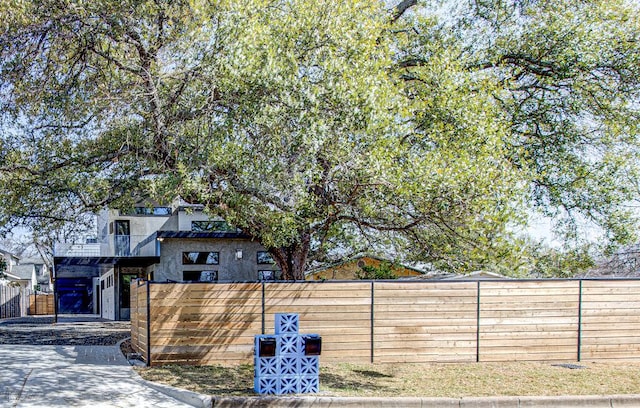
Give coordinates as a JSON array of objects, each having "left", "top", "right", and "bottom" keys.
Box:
[{"left": 135, "top": 360, "right": 640, "bottom": 398}]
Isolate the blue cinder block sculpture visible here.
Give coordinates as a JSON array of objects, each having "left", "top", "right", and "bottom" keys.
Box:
[{"left": 254, "top": 313, "right": 321, "bottom": 395}]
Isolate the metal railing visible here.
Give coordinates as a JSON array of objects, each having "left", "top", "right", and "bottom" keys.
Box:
[{"left": 54, "top": 234, "right": 158, "bottom": 257}]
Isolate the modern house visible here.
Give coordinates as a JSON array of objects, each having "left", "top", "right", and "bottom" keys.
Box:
[{"left": 54, "top": 201, "right": 280, "bottom": 320}]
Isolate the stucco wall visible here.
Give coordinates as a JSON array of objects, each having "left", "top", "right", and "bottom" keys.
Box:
[{"left": 155, "top": 238, "right": 278, "bottom": 282}]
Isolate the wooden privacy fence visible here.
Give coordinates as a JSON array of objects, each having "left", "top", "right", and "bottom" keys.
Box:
[
  {"left": 0, "top": 286, "right": 30, "bottom": 319},
  {"left": 28, "top": 294, "right": 55, "bottom": 315},
  {"left": 130, "top": 279, "right": 640, "bottom": 366}
]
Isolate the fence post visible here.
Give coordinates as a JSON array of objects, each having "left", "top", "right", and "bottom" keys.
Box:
[
  {"left": 261, "top": 282, "right": 266, "bottom": 335},
  {"left": 577, "top": 280, "right": 583, "bottom": 362},
  {"left": 146, "top": 280, "right": 152, "bottom": 367},
  {"left": 476, "top": 280, "right": 481, "bottom": 363},
  {"left": 371, "top": 281, "right": 375, "bottom": 363}
]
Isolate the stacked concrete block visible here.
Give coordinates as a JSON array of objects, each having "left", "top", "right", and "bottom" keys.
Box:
[{"left": 254, "top": 313, "right": 320, "bottom": 395}]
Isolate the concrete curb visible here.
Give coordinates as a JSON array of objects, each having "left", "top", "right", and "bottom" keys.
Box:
[
  {"left": 117, "top": 338, "right": 213, "bottom": 408},
  {"left": 133, "top": 375, "right": 213, "bottom": 408},
  {"left": 211, "top": 394, "right": 640, "bottom": 408}
]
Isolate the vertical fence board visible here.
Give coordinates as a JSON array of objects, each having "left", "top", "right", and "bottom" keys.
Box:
[
  {"left": 28, "top": 294, "right": 55, "bottom": 315},
  {"left": 0, "top": 286, "right": 30, "bottom": 319},
  {"left": 129, "top": 280, "right": 149, "bottom": 362}
]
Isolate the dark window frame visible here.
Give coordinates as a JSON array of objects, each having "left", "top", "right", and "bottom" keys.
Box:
[
  {"left": 257, "top": 251, "right": 275, "bottom": 264},
  {"left": 182, "top": 251, "right": 220, "bottom": 265},
  {"left": 191, "top": 220, "right": 237, "bottom": 232},
  {"left": 258, "top": 270, "right": 276, "bottom": 281},
  {"left": 119, "top": 206, "right": 172, "bottom": 216},
  {"left": 183, "top": 270, "right": 218, "bottom": 282}
]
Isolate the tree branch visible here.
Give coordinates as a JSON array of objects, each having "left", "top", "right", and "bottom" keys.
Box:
[{"left": 390, "top": 0, "right": 418, "bottom": 24}]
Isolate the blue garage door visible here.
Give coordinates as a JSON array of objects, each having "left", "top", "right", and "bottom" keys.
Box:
[{"left": 57, "top": 278, "right": 93, "bottom": 314}]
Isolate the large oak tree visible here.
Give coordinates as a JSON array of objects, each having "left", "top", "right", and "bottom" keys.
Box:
[{"left": 1, "top": 0, "right": 639, "bottom": 279}]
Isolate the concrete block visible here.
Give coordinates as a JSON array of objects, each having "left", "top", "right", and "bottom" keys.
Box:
[{"left": 275, "top": 313, "right": 299, "bottom": 335}]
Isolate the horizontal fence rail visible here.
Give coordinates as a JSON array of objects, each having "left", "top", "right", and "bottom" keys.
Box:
[{"left": 130, "top": 279, "right": 640, "bottom": 366}]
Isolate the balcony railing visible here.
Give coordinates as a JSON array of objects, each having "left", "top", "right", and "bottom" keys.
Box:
[{"left": 54, "top": 234, "right": 158, "bottom": 257}]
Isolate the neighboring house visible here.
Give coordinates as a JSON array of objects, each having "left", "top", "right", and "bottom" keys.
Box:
[
  {"left": 4, "top": 264, "right": 37, "bottom": 290},
  {"left": 20, "top": 257, "right": 53, "bottom": 292},
  {"left": 0, "top": 249, "right": 22, "bottom": 287},
  {"left": 306, "top": 255, "right": 424, "bottom": 281},
  {"left": 0, "top": 249, "right": 20, "bottom": 273},
  {"left": 0, "top": 253, "right": 51, "bottom": 291},
  {"left": 442, "top": 270, "right": 510, "bottom": 280},
  {"left": 54, "top": 201, "right": 280, "bottom": 320},
  {"left": 398, "top": 270, "right": 510, "bottom": 281}
]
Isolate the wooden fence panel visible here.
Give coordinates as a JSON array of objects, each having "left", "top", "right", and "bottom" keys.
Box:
[
  {"left": 374, "top": 281, "right": 477, "bottom": 363},
  {"left": 581, "top": 280, "right": 640, "bottom": 361},
  {"left": 148, "top": 282, "right": 262, "bottom": 366},
  {"left": 28, "top": 294, "right": 54, "bottom": 315},
  {"left": 138, "top": 279, "right": 640, "bottom": 366},
  {"left": 479, "top": 280, "right": 580, "bottom": 362},
  {"left": 264, "top": 282, "right": 372, "bottom": 363},
  {"left": 130, "top": 280, "right": 149, "bottom": 361},
  {"left": 1, "top": 286, "right": 29, "bottom": 319}
]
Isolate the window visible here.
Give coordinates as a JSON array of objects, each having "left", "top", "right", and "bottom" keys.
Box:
[
  {"left": 259, "top": 270, "right": 276, "bottom": 281},
  {"left": 120, "top": 206, "right": 171, "bottom": 216},
  {"left": 257, "top": 251, "right": 275, "bottom": 264},
  {"left": 183, "top": 270, "right": 218, "bottom": 282},
  {"left": 182, "top": 252, "right": 219, "bottom": 265},
  {"left": 191, "top": 220, "right": 237, "bottom": 232}
]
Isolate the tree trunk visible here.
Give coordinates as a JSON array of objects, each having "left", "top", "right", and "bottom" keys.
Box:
[{"left": 269, "top": 233, "right": 311, "bottom": 280}]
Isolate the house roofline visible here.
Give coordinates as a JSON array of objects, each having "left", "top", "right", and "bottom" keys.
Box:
[
  {"left": 53, "top": 256, "right": 160, "bottom": 267},
  {"left": 156, "top": 231, "right": 252, "bottom": 240}
]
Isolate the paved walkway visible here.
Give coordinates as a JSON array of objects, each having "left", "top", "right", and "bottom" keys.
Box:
[{"left": 0, "top": 344, "right": 200, "bottom": 407}]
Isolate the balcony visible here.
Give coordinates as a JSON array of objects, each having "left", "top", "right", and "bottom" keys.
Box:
[{"left": 54, "top": 234, "right": 159, "bottom": 258}]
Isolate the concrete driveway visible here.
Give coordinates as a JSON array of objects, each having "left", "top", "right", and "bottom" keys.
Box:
[
  {"left": 0, "top": 344, "right": 199, "bottom": 407},
  {"left": 0, "top": 316, "right": 207, "bottom": 407}
]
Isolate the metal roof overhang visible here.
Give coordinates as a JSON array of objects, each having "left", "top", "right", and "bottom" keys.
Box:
[
  {"left": 155, "top": 231, "right": 251, "bottom": 239},
  {"left": 53, "top": 256, "right": 160, "bottom": 279}
]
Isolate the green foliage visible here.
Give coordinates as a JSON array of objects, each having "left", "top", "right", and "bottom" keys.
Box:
[
  {"left": 531, "top": 245, "right": 596, "bottom": 279},
  {"left": 0, "top": 0, "right": 639, "bottom": 279},
  {"left": 355, "top": 262, "right": 398, "bottom": 280}
]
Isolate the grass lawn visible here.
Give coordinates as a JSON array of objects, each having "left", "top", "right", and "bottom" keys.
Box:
[{"left": 135, "top": 360, "right": 640, "bottom": 398}]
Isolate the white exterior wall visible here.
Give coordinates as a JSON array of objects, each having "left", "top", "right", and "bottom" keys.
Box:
[
  {"left": 173, "top": 209, "right": 225, "bottom": 231},
  {"left": 155, "top": 239, "right": 278, "bottom": 282},
  {"left": 100, "top": 269, "right": 116, "bottom": 320},
  {"left": 100, "top": 209, "right": 171, "bottom": 256}
]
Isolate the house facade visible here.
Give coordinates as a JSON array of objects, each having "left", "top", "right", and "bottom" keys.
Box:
[
  {"left": 0, "top": 250, "right": 51, "bottom": 292},
  {"left": 54, "top": 202, "right": 279, "bottom": 320}
]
